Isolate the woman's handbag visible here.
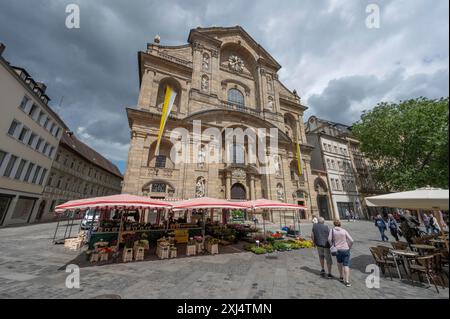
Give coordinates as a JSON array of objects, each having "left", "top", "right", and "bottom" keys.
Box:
[{"left": 330, "top": 229, "right": 338, "bottom": 256}]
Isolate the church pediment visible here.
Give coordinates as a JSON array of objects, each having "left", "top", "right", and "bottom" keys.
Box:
[{"left": 188, "top": 26, "right": 281, "bottom": 71}]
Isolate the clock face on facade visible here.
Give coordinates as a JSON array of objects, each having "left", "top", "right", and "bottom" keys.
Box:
[{"left": 228, "top": 55, "right": 244, "bottom": 72}]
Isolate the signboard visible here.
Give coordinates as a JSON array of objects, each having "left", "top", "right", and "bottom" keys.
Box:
[{"left": 174, "top": 229, "right": 189, "bottom": 244}]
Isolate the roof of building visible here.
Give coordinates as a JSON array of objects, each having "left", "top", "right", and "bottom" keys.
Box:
[{"left": 60, "top": 132, "right": 123, "bottom": 179}]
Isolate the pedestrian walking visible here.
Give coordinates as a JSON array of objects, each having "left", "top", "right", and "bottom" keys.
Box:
[
  {"left": 345, "top": 209, "right": 351, "bottom": 222},
  {"left": 328, "top": 220, "right": 354, "bottom": 287},
  {"left": 387, "top": 214, "right": 400, "bottom": 241},
  {"left": 429, "top": 213, "right": 441, "bottom": 234},
  {"left": 422, "top": 214, "right": 431, "bottom": 234},
  {"left": 311, "top": 217, "right": 333, "bottom": 279},
  {"left": 374, "top": 214, "right": 389, "bottom": 241}
]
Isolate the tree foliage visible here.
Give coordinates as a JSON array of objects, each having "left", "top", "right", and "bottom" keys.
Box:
[{"left": 352, "top": 97, "right": 449, "bottom": 192}]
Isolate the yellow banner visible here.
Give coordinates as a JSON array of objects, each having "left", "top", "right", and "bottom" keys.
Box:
[
  {"left": 296, "top": 141, "right": 303, "bottom": 176},
  {"left": 155, "top": 86, "right": 177, "bottom": 156}
]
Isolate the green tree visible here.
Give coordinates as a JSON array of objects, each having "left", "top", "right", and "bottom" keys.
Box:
[{"left": 352, "top": 97, "right": 449, "bottom": 192}]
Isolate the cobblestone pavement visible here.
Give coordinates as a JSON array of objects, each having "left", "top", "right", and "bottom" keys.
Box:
[{"left": 0, "top": 220, "right": 448, "bottom": 299}]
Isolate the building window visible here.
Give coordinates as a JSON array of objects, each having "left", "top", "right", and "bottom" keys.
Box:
[
  {"left": 228, "top": 88, "right": 245, "bottom": 106},
  {"left": 37, "top": 111, "right": 45, "bottom": 125},
  {"left": 24, "top": 163, "right": 35, "bottom": 182},
  {"left": 27, "top": 133, "right": 37, "bottom": 147},
  {"left": 32, "top": 166, "right": 41, "bottom": 184},
  {"left": 38, "top": 168, "right": 47, "bottom": 185},
  {"left": 47, "top": 173, "right": 54, "bottom": 186},
  {"left": 8, "top": 120, "right": 20, "bottom": 136},
  {"left": 18, "top": 127, "right": 29, "bottom": 142},
  {"left": 155, "top": 155, "right": 167, "bottom": 168},
  {"left": 43, "top": 117, "right": 50, "bottom": 129},
  {"left": 3, "top": 155, "right": 18, "bottom": 178},
  {"left": 54, "top": 127, "right": 60, "bottom": 137},
  {"left": 0, "top": 150, "right": 7, "bottom": 168},
  {"left": 42, "top": 143, "right": 49, "bottom": 155},
  {"left": 151, "top": 183, "right": 167, "bottom": 193},
  {"left": 14, "top": 159, "right": 27, "bottom": 180},
  {"left": 19, "top": 96, "right": 30, "bottom": 110},
  {"left": 49, "top": 122, "right": 55, "bottom": 133},
  {"left": 35, "top": 138, "right": 43, "bottom": 151},
  {"left": 28, "top": 104, "right": 38, "bottom": 118},
  {"left": 48, "top": 146, "right": 55, "bottom": 158}
]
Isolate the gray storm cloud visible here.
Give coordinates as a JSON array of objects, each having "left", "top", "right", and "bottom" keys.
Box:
[{"left": 0, "top": 0, "right": 448, "bottom": 164}]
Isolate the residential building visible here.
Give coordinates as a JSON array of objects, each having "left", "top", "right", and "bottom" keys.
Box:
[
  {"left": 40, "top": 131, "right": 123, "bottom": 221},
  {"left": 306, "top": 116, "right": 374, "bottom": 219},
  {"left": 0, "top": 44, "right": 67, "bottom": 226}
]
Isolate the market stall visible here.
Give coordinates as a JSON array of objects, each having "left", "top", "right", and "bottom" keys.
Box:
[{"left": 244, "top": 199, "right": 307, "bottom": 237}]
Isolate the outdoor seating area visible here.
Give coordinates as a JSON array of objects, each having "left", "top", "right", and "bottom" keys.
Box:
[
  {"left": 53, "top": 195, "right": 312, "bottom": 266},
  {"left": 369, "top": 232, "right": 449, "bottom": 293}
]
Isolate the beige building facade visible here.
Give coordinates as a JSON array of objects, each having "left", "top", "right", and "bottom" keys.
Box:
[
  {"left": 123, "top": 27, "right": 330, "bottom": 220},
  {"left": 0, "top": 44, "right": 67, "bottom": 226},
  {"left": 306, "top": 116, "right": 381, "bottom": 219},
  {"left": 40, "top": 131, "right": 123, "bottom": 221}
]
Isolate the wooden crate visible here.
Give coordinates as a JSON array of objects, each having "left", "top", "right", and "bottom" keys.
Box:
[
  {"left": 207, "top": 243, "right": 219, "bottom": 255},
  {"left": 186, "top": 244, "right": 196, "bottom": 256},
  {"left": 157, "top": 247, "right": 169, "bottom": 259},
  {"left": 99, "top": 252, "right": 109, "bottom": 262},
  {"left": 122, "top": 248, "right": 133, "bottom": 263},
  {"left": 170, "top": 248, "right": 177, "bottom": 259},
  {"left": 90, "top": 252, "right": 100, "bottom": 263},
  {"left": 195, "top": 242, "right": 204, "bottom": 254},
  {"left": 134, "top": 247, "right": 145, "bottom": 261}
]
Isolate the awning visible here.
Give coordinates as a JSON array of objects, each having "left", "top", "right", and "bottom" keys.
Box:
[
  {"left": 245, "top": 199, "right": 307, "bottom": 210},
  {"left": 55, "top": 194, "right": 173, "bottom": 212},
  {"left": 365, "top": 187, "right": 449, "bottom": 210},
  {"left": 171, "top": 197, "right": 249, "bottom": 210}
]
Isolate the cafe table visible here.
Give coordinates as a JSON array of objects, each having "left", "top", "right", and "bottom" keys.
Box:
[
  {"left": 410, "top": 244, "right": 437, "bottom": 256},
  {"left": 390, "top": 249, "right": 419, "bottom": 280}
]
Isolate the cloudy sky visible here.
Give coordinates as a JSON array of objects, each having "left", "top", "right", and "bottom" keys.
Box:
[{"left": 1, "top": 0, "right": 448, "bottom": 173}]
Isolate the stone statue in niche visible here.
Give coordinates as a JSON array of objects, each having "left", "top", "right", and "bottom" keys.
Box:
[
  {"left": 201, "top": 76, "right": 209, "bottom": 91},
  {"left": 267, "top": 75, "right": 273, "bottom": 92},
  {"left": 277, "top": 184, "right": 285, "bottom": 201},
  {"left": 273, "top": 155, "right": 282, "bottom": 177},
  {"left": 197, "top": 145, "right": 206, "bottom": 168},
  {"left": 195, "top": 178, "right": 206, "bottom": 198},
  {"left": 202, "top": 54, "right": 209, "bottom": 70},
  {"left": 267, "top": 97, "right": 274, "bottom": 111}
]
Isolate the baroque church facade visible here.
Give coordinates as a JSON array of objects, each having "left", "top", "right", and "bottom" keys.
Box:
[{"left": 122, "top": 26, "right": 333, "bottom": 220}]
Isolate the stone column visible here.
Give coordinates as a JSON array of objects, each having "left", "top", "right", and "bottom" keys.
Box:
[
  {"left": 225, "top": 172, "right": 231, "bottom": 200},
  {"left": 249, "top": 176, "right": 255, "bottom": 200}
]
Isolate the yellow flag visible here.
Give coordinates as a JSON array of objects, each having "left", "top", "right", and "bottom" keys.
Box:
[
  {"left": 155, "top": 86, "right": 177, "bottom": 156},
  {"left": 296, "top": 141, "right": 303, "bottom": 176}
]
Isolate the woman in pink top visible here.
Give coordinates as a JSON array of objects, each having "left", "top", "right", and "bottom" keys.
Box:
[{"left": 328, "top": 219, "right": 354, "bottom": 287}]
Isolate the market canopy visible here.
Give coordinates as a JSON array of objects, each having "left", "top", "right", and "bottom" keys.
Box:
[
  {"left": 245, "top": 199, "right": 307, "bottom": 210},
  {"left": 171, "top": 197, "right": 249, "bottom": 210},
  {"left": 365, "top": 187, "right": 449, "bottom": 210},
  {"left": 55, "top": 194, "right": 173, "bottom": 213}
]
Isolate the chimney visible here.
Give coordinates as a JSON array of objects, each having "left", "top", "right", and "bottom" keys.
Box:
[
  {"left": 0, "top": 43, "right": 5, "bottom": 56},
  {"left": 36, "top": 82, "right": 47, "bottom": 93}
]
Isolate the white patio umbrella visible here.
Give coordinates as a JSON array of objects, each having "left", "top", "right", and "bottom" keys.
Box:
[{"left": 365, "top": 187, "right": 449, "bottom": 210}]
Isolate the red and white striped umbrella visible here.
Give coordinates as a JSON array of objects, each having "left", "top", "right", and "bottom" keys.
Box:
[
  {"left": 172, "top": 197, "right": 249, "bottom": 210},
  {"left": 55, "top": 194, "right": 173, "bottom": 212},
  {"left": 245, "top": 199, "right": 306, "bottom": 210}
]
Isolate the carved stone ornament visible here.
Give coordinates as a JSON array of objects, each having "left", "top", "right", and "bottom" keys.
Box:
[
  {"left": 195, "top": 177, "right": 206, "bottom": 198},
  {"left": 228, "top": 55, "right": 244, "bottom": 73},
  {"left": 211, "top": 50, "right": 219, "bottom": 58},
  {"left": 232, "top": 168, "right": 246, "bottom": 179}
]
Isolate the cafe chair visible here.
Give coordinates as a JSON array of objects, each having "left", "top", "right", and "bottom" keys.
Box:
[
  {"left": 370, "top": 247, "right": 395, "bottom": 280},
  {"left": 409, "top": 254, "right": 442, "bottom": 293},
  {"left": 391, "top": 241, "right": 408, "bottom": 251}
]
